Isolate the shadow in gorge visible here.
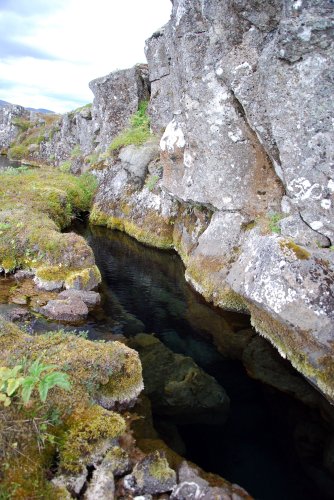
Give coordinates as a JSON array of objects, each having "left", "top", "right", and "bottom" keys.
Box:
[{"left": 74, "top": 221, "right": 334, "bottom": 500}]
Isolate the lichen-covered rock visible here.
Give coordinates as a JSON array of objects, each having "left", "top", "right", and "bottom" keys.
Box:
[
  {"left": 124, "top": 452, "right": 176, "bottom": 496},
  {"left": 128, "top": 334, "right": 230, "bottom": 424},
  {"left": 171, "top": 461, "right": 252, "bottom": 500},
  {"left": 0, "top": 103, "right": 30, "bottom": 148},
  {"left": 90, "top": 142, "right": 178, "bottom": 249},
  {"left": 84, "top": 466, "right": 115, "bottom": 500},
  {"left": 227, "top": 230, "right": 334, "bottom": 402}
]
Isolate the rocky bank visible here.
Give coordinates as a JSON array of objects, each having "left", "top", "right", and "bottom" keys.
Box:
[{"left": 1, "top": 0, "right": 333, "bottom": 404}]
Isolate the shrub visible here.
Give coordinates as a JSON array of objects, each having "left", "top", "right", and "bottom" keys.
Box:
[{"left": 109, "top": 100, "right": 150, "bottom": 151}]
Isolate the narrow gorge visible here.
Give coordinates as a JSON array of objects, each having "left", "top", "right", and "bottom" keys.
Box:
[{"left": 0, "top": 0, "right": 333, "bottom": 499}]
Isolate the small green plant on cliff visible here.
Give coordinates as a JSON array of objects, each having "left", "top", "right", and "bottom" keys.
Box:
[
  {"left": 145, "top": 174, "right": 159, "bottom": 191},
  {"left": 0, "top": 359, "right": 71, "bottom": 407},
  {"left": 70, "top": 144, "right": 82, "bottom": 158},
  {"left": 268, "top": 212, "right": 285, "bottom": 234},
  {"left": 109, "top": 100, "right": 150, "bottom": 151}
]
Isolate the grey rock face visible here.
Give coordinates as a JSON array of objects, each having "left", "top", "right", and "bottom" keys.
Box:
[
  {"left": 145, "top": 0, "right": 333, "bottom": 243},
  {"left": 0, "top": 65, "right": 150, "bottom": 170},
  {"left": 89, "top": 65, "right": 150, "bottom": 153},
  {"left": 0, "top": 104, "right": 29, "bottom": 149},
  {"left": 142, "top": 0, "right": 334, "bottom": 402},
  {"left": 119, "top": 143, "right": 159, "bottom": 182},
  {"left": 171, "top": 461, "right": 250, "bottom": 500}
]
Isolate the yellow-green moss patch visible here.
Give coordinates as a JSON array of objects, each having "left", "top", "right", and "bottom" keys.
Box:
[
  {"left": 279, "top": 239, "right": 310, "bottom": 260},
  {"left": 60, "top": 405, "right": 126, "bottom": 472},
  {"left": 90, "top": 207, "right": 174, "bottom": 250}
]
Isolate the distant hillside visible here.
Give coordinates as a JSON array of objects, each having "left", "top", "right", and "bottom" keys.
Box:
[{"left": 0, "top": 99, "right": 54, "bottom": 114}]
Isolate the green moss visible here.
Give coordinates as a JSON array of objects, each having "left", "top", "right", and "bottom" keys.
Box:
[
  {"left": 60, "top": 405, "right": 126, "bottom": 472},
  {"left": 35, "top": 265, "right": 69, "bottom": 282},
  {"left": 186, "top": 257, "right": 248, "bottom": 313},
  {"left": 279, "top": 239, "right": 310, "bottom": 260},
  {"left": 148, "top": 452, "right": 175, "bottom": 481},
  {"left": 241, "top": 220, "right": 256, "bottom": 231},
  {"left": 64, "top": 265, "right": 101, "bottom": 290}
]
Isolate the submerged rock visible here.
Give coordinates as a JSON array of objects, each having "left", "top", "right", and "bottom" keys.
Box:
[
  {"left": 128, "top": 334, "right": 230, "bottom": 424},
  {"left": 242, "top": 336, "right": 321, "bottom": 407}
]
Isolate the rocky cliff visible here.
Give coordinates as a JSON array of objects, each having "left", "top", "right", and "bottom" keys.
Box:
[{"left": 1, "top": 0, "right": 333, "bottom": 403}]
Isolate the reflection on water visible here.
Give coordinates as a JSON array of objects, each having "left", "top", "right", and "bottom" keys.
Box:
[{"left": 75, "top": 223, "right": 329, "bottom": 500}]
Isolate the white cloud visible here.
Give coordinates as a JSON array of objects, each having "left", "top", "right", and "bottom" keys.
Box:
[{"left": 0, "top": 0, "right": 172, "bottom": 113}]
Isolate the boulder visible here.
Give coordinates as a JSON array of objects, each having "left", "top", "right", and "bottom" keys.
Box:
[
  {"left": 41, "top": 297, "right": 88, "bottom": 322},
  {"left": 171, "top": 461, "right": 251, "bottom": 500},
  {"left": 128, "top": 334, "right": 230, "bottom": 424},
  {"left": 58, "top": 289, "right": 101, "bottom": 307},
  {"left": 123, "top": 452, "right": 176, "bottom": 496}
]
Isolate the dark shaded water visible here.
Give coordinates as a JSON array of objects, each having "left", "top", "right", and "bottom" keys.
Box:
[
  {"left": 0, "top": 155, "right": 21, "bottom": 170},
  {"left": 74, "top": 223, "right": 332, "bottom": 500}
]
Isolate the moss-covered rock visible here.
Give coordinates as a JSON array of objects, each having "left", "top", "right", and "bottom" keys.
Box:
[
  {"left": 0, "top": 318, "right": 143, "bottom": 498},
  {"left": 59, "top": 406, "right": 126, "bottom": 473},
  {"left": 0, "top": 167, "right": 98, "bottom": 274}
]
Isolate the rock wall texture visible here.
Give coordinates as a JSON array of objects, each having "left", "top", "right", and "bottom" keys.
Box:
[
  {"left": 0, "top": 65, "right": 149, "bottom": 167},
  {"left": 140, "top": 0, "right": 334, "bottom": 403}
]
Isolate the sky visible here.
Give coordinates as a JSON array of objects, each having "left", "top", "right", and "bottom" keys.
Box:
[{"left": 0, "top": 0, "right": 172, "bottom": 113}]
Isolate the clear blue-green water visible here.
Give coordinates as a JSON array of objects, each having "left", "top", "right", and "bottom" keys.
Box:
[{"left": 75, "top": 223, "right": 332, "bottom": 500}]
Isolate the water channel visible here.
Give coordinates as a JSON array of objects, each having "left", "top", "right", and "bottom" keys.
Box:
[
  {"left": 0, "top": 155, "right": 332, "bottom": 499},
  {"left": 75, "top": 222, "right": 332, "bottom": 500}
]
